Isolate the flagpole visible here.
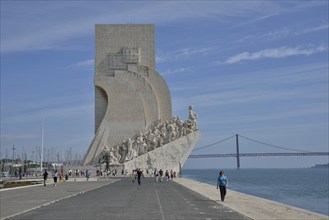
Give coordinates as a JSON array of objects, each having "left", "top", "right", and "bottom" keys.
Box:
[{"left": 41, "top": 117, "right": 44, "bottom": 173}]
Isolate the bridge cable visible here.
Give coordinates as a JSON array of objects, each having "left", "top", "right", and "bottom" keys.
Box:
[
  {"left": 238, "top": 134, "right": 311, "bottom": 153},
  {"left": 192, "top": 134, "right": 236, "bottom": 152}
]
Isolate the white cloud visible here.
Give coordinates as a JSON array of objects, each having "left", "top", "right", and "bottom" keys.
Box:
[
  {"left": 170, "top": 62, "right": 328, "bottom": 112},
  {"left": 262, "top": 24, "right": 329, "bottom": 41},
  {"left": 173, "top": 86, "right": 326, "bottom": 114},
  {"left": 234, "top": 23, "right": 328, "bottom": 47},
  {"left": 1, "top": 1, "right": 283, "bottom": 53},
  {"left": 74, "top": 59, "right": 94, "bottom": 67},
  {"left": 232, "top": 13, "right": 279, "bottom": 29},
  {"left": 1, "top": 92, "right": 94, "bottom": 126},
  {"left": 156, "top": 47, "right": 213, "bottom": 63},
  {"left": 72, "top": 59, "right": 94, "bottom": 71},
  {"left": 262, "top": 27, "right": 291, "bottom": 40},
  {"left": 232, "top": 1, "right": 329, "bottom": 29},
  {"left": 161, "top": 67, "right": 192, "bottom": 75},
  {"left": 204, "top": 107, "right": 328, "bottom": 126},
  {"left": 1, "top": 102, "right": 94, "bottom": 126},
  {"left": 297, "top": 24, "right": 329, "bottom": 35},
  {"left": 225, "top": 45, "right": 327, "bottom": 64}
]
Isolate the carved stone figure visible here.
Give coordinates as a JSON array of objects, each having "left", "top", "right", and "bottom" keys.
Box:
[
  {"left": 119, "top": 140, "right": 128, "bottom": 163},
  {"left": 99, "top": 105, "right": 199, "bottom": 164},
  {"left": 146, "top": 130, "right": 156, "bottom": 151},
  {"left": 168, "top": 122, "right": 176, "bottom": 142},
  {"left": 160, "top": 123, "right": 168, "bottom": 144},
  {"left": 126, "top": 138, "right": 134, "bottom": 161},
  {"left": 188, "top": 105, "right": 198, "bottom": 131},
  {"left": 137, "top": 133, "right": 146, "bottom": 155},
  {"left": 110, "top": 145, "right": 120, "bottom": 165},
  {"left": 157, "top": 135, "right": 163, "bottom": 147}
]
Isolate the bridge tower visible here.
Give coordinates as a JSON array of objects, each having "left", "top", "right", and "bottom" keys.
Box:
[{"left": 236, "top": 134, "right": 240, "bottom": 169}]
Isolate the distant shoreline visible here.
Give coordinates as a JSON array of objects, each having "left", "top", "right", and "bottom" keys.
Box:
[
  {"left": 183, "top": 167, "right": 329, "bottom": 170},
  {"left": 311, "top": 163, "right": 329, "bottom": 169}
]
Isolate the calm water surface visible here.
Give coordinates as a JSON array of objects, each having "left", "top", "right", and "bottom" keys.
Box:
[{"left": 182, "top": 168, "right": 329, "bottom": 216}]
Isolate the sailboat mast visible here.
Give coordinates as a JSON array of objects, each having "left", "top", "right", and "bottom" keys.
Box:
[{"left": 41, "top": 117, "right": 44, "bottom": 173}]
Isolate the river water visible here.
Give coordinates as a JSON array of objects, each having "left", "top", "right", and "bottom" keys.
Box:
[{"left": 181, "top": 168, "right": 329, "bottom": 216}]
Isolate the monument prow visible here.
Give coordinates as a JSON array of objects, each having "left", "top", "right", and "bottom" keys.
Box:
[{"left": 123, "top": 130, "right": 201, "bottom": 173}]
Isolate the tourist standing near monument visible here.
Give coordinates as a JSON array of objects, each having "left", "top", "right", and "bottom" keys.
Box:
[
  {"left": 159, "top": 169, "right": 164, "bottom": 182},
  {"left": 43, "top": 169, "right": 48, "bottom": 187},
  {"left": 85, "top": 169, "right": 91, "bottom": 181},
  {"left": 153, "top": 169, "right": 158, "bottom": 182},
  {"left": 53, "top": 170, "right": 58, "bottom": 186},
  {"left": 137, "top": 168, "right": 143, "bottom": 185},
  {"left": 217, "top": 171, "right": 228, "bottom": 201}
]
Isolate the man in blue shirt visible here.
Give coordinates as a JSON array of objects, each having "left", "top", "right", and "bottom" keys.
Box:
[{"left": 217, "top": 171, "right": 228, "bottom": 201}]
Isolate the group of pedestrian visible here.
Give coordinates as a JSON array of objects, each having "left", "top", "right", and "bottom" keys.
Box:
[
  {"left": 43, "top": 167, "right": 228, "bottom": 203},
  {"left": 43, "top": 168, "right": 92, "bottom": 186},
  {"left": 153, "top": 169, "right": 176, "bottom": 182},
  {"left": 43, "top": 169, "right": 58, "bottom": 187},
  {"left": 131, "top": 168, "right": 144, "bottom": 185},
  {"left": 68, "top": 169, "right": 85, "bottom": 177}
]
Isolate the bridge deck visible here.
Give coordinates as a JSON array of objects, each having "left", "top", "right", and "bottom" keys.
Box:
[{"left": 189, "top": 152, "right": 329, "bottom": 158}]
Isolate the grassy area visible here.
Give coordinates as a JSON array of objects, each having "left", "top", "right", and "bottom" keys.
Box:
[{"left": 1, "top": 180, "right": 42, "bottom": 189}]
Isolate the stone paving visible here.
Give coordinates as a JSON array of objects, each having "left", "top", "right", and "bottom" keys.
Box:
[{"left": 0, "top": 177, "right": 249, "bottom": 220}]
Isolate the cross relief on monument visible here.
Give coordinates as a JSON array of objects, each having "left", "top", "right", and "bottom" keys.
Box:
[
  {"left": 107, "top": 47, "right": 140, "bottom": 70},
  {"left": 122, "top": 47, "right": 140, "bottom": 64}
]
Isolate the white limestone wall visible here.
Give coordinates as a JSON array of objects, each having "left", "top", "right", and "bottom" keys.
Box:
[
  {"left": 95, "top": 24, "right": 155, "bottom": 77},
  {"left": 83, "top": 25, "right": 175, "bottom": 166},
  {"left": 123, "top": 130, "right": 201, "bottom": 173},
  {"left": 135, "top": 65, "right": 172, "bottom": 122},
  {"left": 84, "top": 71, "right": 158, "bottom": 165},
  {"left": 95, "top": 25, "right": 156, "bottom": 133}
]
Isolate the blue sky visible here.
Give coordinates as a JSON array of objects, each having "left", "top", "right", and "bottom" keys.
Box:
[{"left": 1, "top": 1, "right": 328, "bottom": 168}]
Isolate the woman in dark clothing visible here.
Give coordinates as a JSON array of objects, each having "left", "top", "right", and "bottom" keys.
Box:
[{"left": 43, "top": 169, "right": 48, "bottom": 186}]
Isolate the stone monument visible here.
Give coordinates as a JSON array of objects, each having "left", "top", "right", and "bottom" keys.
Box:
[{"left": 82, "top": 24, "right": 200, "bottom": 174}]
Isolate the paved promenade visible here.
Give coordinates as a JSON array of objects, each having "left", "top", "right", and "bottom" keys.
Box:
[
  {"left": 1, "top": 177, "right": 249, "bottom": 220},
  {"left": 175, "top": 178, "right": 328, "bottom": 220}
]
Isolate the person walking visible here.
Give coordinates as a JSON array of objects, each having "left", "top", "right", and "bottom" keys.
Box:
[
  {"left": 159, "top": 169, "right": 163, "bottom": 182},
  {"left": 85, "top": 169, "right": 90, "bottom": 181},
  {"left": 137, "top": 168, "right": 143, "bottom": 185},
  {"left": 53, "top": 170, "right": 58, "bottom": 186},
  {"left": 217, "top": 171, "right": 228, "bottom": 201},
  {"left": 153, "top": 169, "right": 158, "bottom": 182},
  {"left": 131, "top": 170, "right": 136, "bottom": 183},
  {"left": 43, "top": 169, "right": 48, "bottom": 187}
]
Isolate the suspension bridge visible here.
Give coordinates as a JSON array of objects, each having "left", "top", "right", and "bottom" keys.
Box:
[{"left": 188, "top": 134, "right": 329, "bottom": 168}]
